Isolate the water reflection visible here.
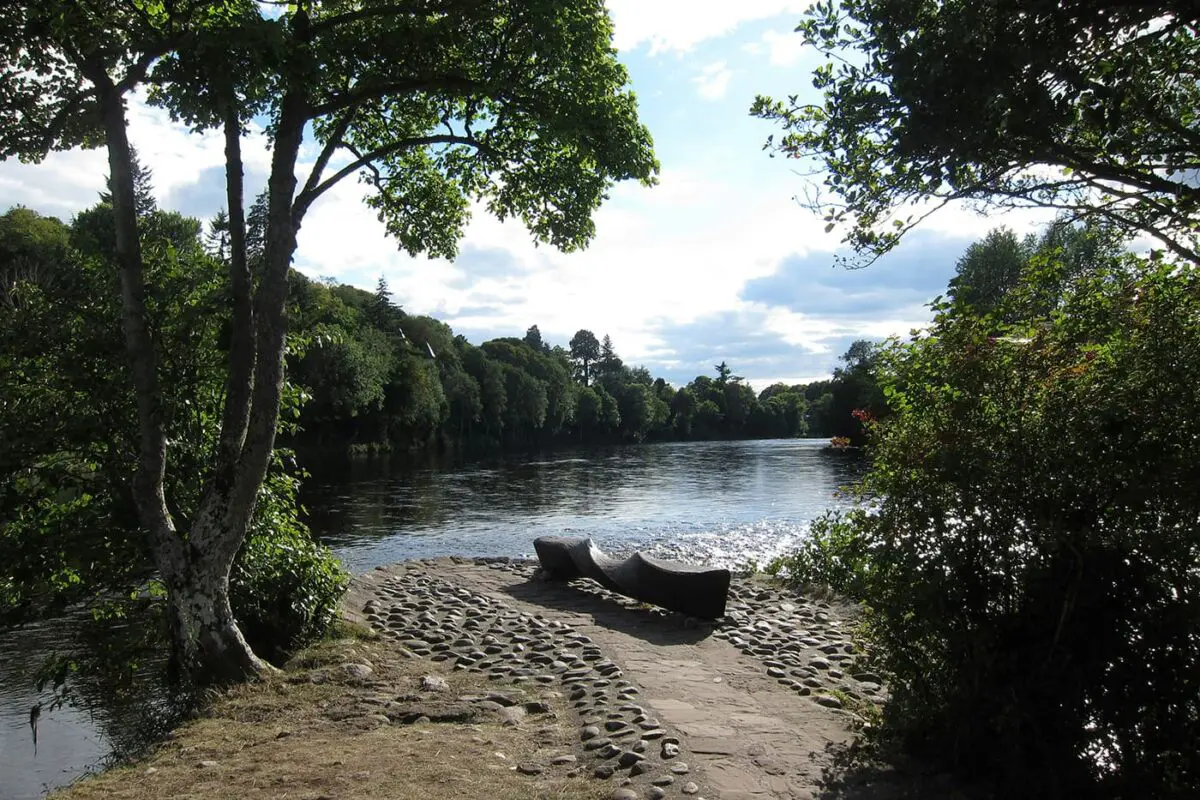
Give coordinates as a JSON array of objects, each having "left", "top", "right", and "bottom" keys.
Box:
[
  {"left": 0, "top": 611, "right": 176, "bottom": 800},
  {"left": 303, "top": 439, "right": 865, "bottom": 571}
]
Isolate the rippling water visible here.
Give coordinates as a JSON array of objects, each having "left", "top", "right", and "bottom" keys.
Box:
[
  {"left": 0, "top": 438, "right": 864, "bottom": 798},
  {"left": 304, "top": 438, "right": 866, "bottom": 570}
]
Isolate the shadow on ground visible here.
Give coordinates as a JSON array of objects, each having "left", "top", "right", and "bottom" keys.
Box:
[
  {"left": 499, "top": 576, "right": 714, "bottom": 647},
  {"left": 815, "top": 740, "right": 993, "bottom": 800}
]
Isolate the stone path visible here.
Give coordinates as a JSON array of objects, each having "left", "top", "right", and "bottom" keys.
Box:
[{"left": 347, "top": 557, "right": 964, "bottom": 800}]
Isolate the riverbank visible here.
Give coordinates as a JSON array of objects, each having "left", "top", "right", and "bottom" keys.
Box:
[{"left": 50, "top": 558, "right": 981, "bottom": 800}]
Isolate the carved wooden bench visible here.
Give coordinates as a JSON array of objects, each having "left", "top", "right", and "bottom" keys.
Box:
[{"left": 533, "top": 536, "right": 731, "bottom": 619}]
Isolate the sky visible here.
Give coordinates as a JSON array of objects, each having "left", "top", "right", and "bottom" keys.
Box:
[{"left": 0, "top": 1, "right": 1056, "bottom": 390}]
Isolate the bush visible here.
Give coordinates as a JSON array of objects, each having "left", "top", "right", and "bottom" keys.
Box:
[
  {"left": 767, "top": 510, "right": 872, "bottom": 597},
  {"left": 781, "top": 257, "right": 1200, "bottom": 798},
  {"left": 231, "top": 454, "right": 348, "bottom": 664}
]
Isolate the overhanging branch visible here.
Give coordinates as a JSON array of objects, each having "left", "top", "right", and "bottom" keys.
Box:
[{"left": 292, "top": 133, "right": 498, "bottom": 218}]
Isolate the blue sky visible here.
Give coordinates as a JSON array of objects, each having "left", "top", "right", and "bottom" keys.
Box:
[{"left": 0, "top": 1, "right": 1053, "bottom": 389}]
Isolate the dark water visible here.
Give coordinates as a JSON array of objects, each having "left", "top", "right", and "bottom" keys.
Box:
[
  {"left": 0, "top": 438, "right": 863, "bottom": 798},
  {"left": 304, "top": 439, "right": 865, "bottom": 571}
]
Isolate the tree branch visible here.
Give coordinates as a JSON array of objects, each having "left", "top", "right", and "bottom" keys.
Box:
[
  {"left": 292, "top": 133, "right": 497, "bottom": 218},
  {"left": 308, "top": 75, "right": 488, "bottom": 118},
  {"left": 298, "top": 109, "right": 357, "bottom": 201}
]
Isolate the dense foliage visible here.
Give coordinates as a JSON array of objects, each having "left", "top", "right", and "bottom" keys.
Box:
[
  {"left": 278, "top": 274, "right": 879, "bottom": 453},
  {"left": 0, "top": 200, "right": 346, "bottom": 667},
  {"left": 753, "top": 1, "right": 1200, "bottom": 264},
  {"left": 771, "top": 233, "right": 1200, "bottom": 798},
  {"left": 3, "top": 0, "right": 659, "bottom": 681}
]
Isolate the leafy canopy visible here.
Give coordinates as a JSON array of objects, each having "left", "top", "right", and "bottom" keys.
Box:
[{"left": 753, "top": 1, "right": 1200, "bottom": 264}]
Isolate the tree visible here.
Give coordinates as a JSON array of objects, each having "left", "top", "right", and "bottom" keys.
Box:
[
  {"left": 569, "top": 329, "right": 601, "bottom": 385},
  {"left": 371, "top": 275, "right": 400, "bottom": 330},
  {"left": 672, "top": 387, "right": 698, "bottom": 437},
  {"left": 829, "top": 339, "right": 885, "bottom": 445},
  {"left": 951, "top": 220, "right": 1128, "bottom": 320},
  {"left": 2, "top": 0, "right": 657, "bottom": 681},
  {"left": 523, "top": 324, "right": 547, "bottom": 353},
  {"left": 774, "top": 256, "right": 1200, "bottom": 797},
  {"left": 204, "top": 210, "right": 230, "bottom": 260},
  {"left": 575, "top": 386, "right": 601, "bottom": 439},
  {"left": 714, "top": 361, "right": 732, "bottom": 386},
  {"left": 948, "top": 228, "right": 1032, "bottom": 315},
  {"left": 0, "top": 207, "right": 70, "bottom": 311},
  {"left": 753, "top": 2, "right": 1200, "bottom": 264},
  {"left": 597, "top": 385, "right": 621, "bottom": 432},
  {"left": 595, "top": 334, "right": 624, "bottom": 388}
]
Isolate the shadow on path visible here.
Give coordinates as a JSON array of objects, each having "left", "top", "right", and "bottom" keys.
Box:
[
  {"left": 497, "top": 576, "right": 713, "bottom": 647},
  {"left": 815, "top": 740, "right": 991, "bottom": 800}
]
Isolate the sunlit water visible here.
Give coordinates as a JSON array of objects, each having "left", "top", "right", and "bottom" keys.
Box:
[
  {"left": 304, "top": 439, "right": 865, "bottom": 570},
  {"left": 0, "top": 438, "right": 864, "bottom": 798}
]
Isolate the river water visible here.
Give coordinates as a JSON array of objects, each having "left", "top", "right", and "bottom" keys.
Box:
[{"left": 0, "top": 438, "right": 863, "bottom": 798}]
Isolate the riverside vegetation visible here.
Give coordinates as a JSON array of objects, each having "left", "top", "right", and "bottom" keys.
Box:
[
  {"left": 758, "top": 1, "right": 1200, "bottom": 798},
  {"left": 3, "top": 1, "right": 1199, "bottom": 799}
]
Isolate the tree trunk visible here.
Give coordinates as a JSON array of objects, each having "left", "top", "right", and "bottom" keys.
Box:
[
  {"left": 94, "top": 71, "right": 269, "bottom": 684},
  {"left": 159, "top": 543, "right": 264, "bottom": 684}
]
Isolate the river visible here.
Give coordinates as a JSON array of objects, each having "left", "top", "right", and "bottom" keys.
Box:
[{"left": 0, "top": 438, "right": 863, "bottom": 799}]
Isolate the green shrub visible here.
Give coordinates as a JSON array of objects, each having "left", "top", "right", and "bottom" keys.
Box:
[
  {"left": 231, "top": 454, "right": 348, "bottom": 664},
  {"left": 786, "top": 256, "right": 1200, "bottom": 798},
  {"left": 768, "top": 509, "right": 873, "bottom": 597}
]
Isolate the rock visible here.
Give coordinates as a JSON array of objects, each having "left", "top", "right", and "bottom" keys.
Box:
[
  {"left": 551, "top": 754, "right": 578, "bottom": 765},
  {"left": 517, "top": 763, "right": 543, "bottom": 776},
  {"left": 630, "top": 761, "right": 650, "bottom": 776},
  {"left": 581, "top": 725, "right": 601, "bottom": 741},
  {"left": 682, "top": 781, "right": 700, "bottom": 795},
  {"left": 617, "top": 751, "right": 645, "bottom": 768},
  {"left": 342, "top": 663, "right": 374, "bottom": 681},
  {"left": 661, "top": 741, "right": 680, "bottom": 759},
  {"left": 651, "top": 775, "right": 675, "bottom": 786},
  {"left": 144, "top": 767, "right": 159, "bottom": 776},
  {"left": 670, "top": 763, "right": 690, "bottom": 774},
  {"left": 595, "top": 765, "right": 616, "bottom": 779},
  {"left": 611, "top": 789, "right": 639, "bottom": 800},
  {"left": 523, "top": 701, "right": 552, "bottom": 714},
  {"left": 649, "top": 787, "right": 667, "bottom": 800},
  {"left": 197, "top": 760, "right": 219, "bottom": 769},
  {"left": 815, "top": 694, "right": 843, "bottom": 709},
  {"left": 420, "top": 675, "right": 450, "bottom": 692},
  {"left": 499, "top": 706, "right": 527, "bottom": 726}
]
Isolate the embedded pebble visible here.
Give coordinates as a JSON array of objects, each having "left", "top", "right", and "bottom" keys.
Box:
[{"left": 360, "top": 559, "right": 886, "bottom": 798}]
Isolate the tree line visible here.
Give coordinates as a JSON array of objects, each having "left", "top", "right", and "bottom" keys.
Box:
[{"left": 284, "top": 273, "right": 878, "bottom": 454}]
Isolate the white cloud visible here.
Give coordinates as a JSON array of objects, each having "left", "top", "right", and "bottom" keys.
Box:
[
  {"left": 694, "top": 61, "right": 734, "bottom": 101},
  {"left": 759, "top": 28, "right": 806, "bottom": 67},
  {"left": 608, "top": 0, "right": 814, "bottom": 55}
]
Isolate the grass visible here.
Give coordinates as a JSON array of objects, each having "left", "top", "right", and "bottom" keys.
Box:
[{"left": 51, "top": 625, "right": 608, "bottom": 800}]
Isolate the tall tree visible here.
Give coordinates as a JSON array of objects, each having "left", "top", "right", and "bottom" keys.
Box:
[
  {"left": 523, "top": 324, "right": 547, "bottom": 353},
  {"left": 714, "top": 361, "right": 732, "bottom": 386},
  {"left": 2, "top": 0, "right": 657, "bottom": 681},
  {"left": 569, "top": 329, "right": 601, "bottom": 385},
  {"left": 753, "top": 1, "right": 1200, "bottom": 264}
]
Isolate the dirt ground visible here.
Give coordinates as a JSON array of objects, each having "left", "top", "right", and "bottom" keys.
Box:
[{"left": 50, "top": 623, "right": 607, "bottom": 800}]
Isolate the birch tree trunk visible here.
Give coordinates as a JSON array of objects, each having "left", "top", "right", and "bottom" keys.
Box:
[{"left": 96, "top": 74, "right": 271, "bottom": 683}]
